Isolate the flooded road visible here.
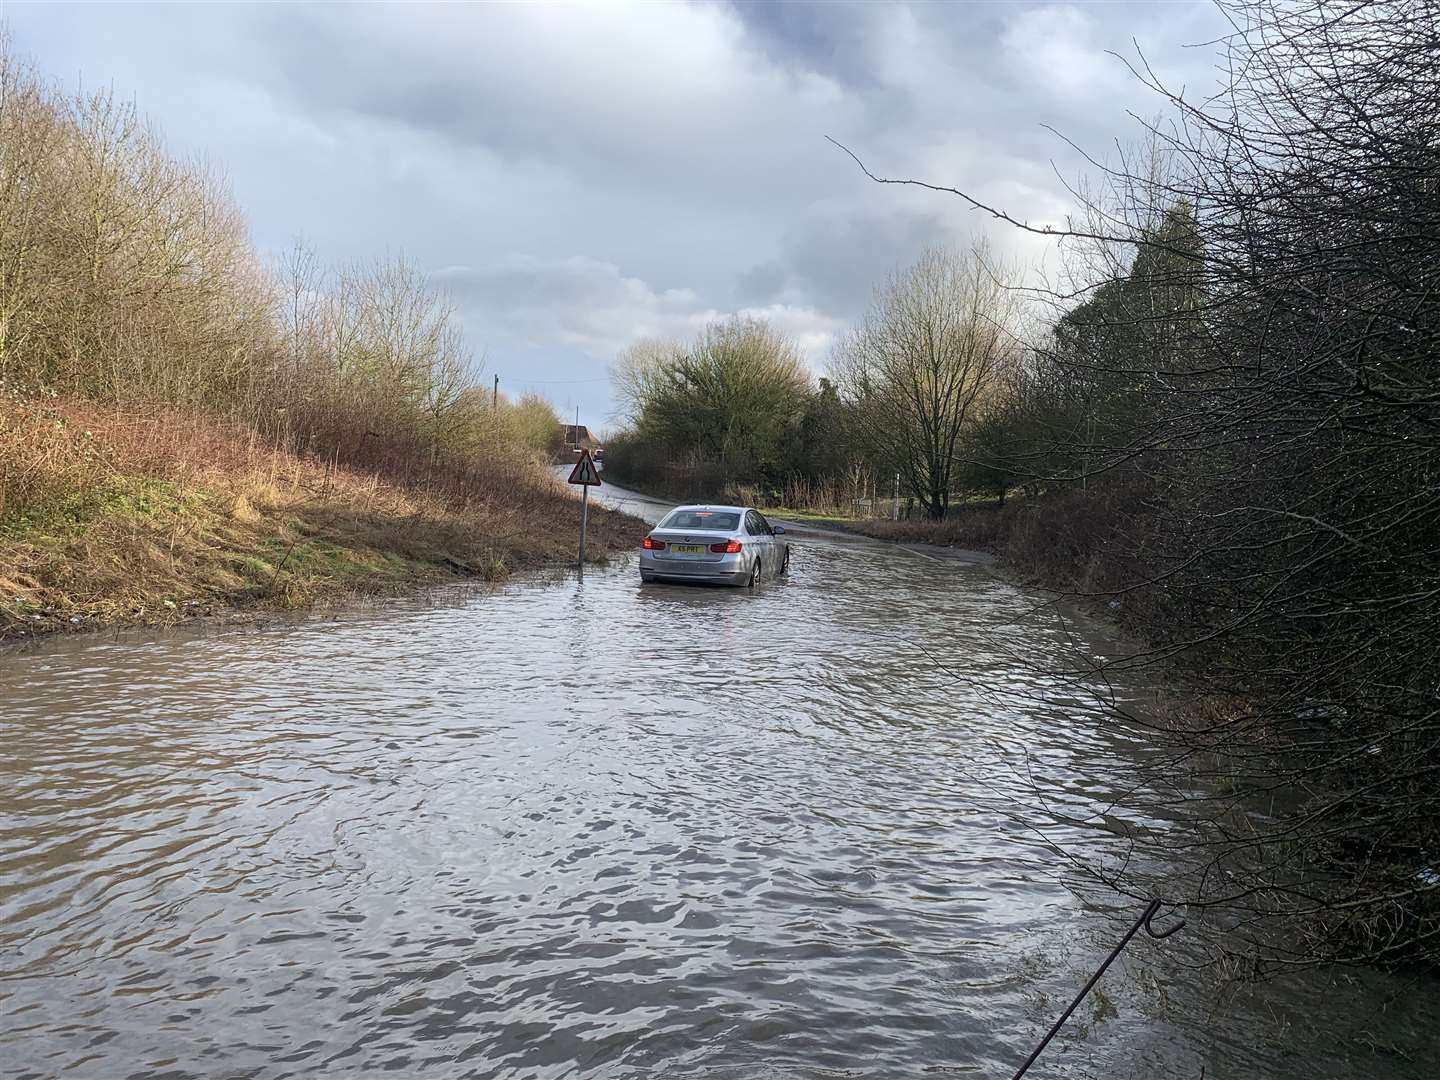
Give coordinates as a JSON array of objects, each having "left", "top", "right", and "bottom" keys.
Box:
[{"left": 2, "top": 491, "right": 1434, "bottom": 1078}]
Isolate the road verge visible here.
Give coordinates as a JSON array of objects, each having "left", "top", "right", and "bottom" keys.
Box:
[{"left": 1, "top": 399, "right": 647, "bottom": 641}]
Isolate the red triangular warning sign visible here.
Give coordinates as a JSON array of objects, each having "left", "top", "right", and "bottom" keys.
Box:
[{"left": 567, "top": 450, "right": 602, "bottom": 486}]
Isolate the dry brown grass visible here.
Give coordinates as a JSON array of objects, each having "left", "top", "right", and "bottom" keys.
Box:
[{"left": 0, "top": 395, "right": 645, "bottom": 639}]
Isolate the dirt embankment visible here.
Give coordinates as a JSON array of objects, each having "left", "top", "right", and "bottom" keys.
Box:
[{"left": 0, "top": 398, "right": 645, "bottom": 641}]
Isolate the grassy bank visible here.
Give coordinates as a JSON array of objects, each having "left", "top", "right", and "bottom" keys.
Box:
[{"left": 0, "top": 396, "right": 645, "bottom": 640}]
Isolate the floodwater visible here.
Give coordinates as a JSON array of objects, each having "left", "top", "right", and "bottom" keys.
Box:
[{"left": 1, "top": 482, "right": 1434, "bottom": 1079}]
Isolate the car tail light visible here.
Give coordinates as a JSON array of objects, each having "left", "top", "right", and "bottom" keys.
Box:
[
  {"left": 710, "top": 540, "right": 743, "bottom": 554},
  {"left": 642, "top": 536, "right": 665, "bottom": 550}
]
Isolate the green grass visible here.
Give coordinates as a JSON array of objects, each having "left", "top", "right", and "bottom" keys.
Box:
[
  {"left": 258, "top": 536, "right": 430, "bottom": 583},
  {"left": 764, "top": 506, "right": 857, "bottom": 524},
  {"left": 237, "top": 555, "right": 276, "bottom": 580},
  {"left": 1, "top": 476, "right": 203, "bottom": 540}
]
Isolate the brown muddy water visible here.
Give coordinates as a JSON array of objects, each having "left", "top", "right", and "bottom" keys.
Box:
[{"left": 1, "top": 496, "right": 1435, "bottom": 1078}]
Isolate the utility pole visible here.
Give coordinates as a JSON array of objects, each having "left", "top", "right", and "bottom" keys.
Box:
[{"left": 493, "top": 374, "right": 498, "bottom": 410}]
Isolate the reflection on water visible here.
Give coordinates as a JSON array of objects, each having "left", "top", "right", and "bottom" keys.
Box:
[{"left": 1, "top": 537, "right": 1433, "bottom": 1079}]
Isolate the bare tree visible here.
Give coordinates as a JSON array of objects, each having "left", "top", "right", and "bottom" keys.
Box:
[
  {"left": 0, "top": 39, "right": 59, "bottom": 380},
  {"left": 277, "top": 237, "right": 325, "bottom": 397},
  {"left": 610, "top": 336, "right": 683, "bottom": 428},
  {"left": 831, "top": 244, "right": 1023, "bottom": 519}
]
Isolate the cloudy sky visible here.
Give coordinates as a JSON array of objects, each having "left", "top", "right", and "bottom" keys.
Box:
[{"left": 9, "top": 1, "right": 1227, "bottom": 429}]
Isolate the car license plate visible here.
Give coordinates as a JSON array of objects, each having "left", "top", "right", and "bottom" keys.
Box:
[{"left": 672, "top": 544, "right": 707, "bottom": 554}]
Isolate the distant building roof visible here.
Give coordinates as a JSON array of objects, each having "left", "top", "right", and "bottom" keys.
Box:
[{"left": 561, "top": 424, "right": 598, "bottom": 449}]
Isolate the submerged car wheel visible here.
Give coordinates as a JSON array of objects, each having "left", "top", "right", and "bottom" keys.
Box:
[{"left": 747, "top": 559, "right": 761, "bottom": 587}]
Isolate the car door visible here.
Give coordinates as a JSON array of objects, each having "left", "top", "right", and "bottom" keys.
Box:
[
  {"left": 744, "top": 511, "right": 770, "bottom": 577},
  {"left": 755, "top": 511, "right": 783, "bottom": 575}
]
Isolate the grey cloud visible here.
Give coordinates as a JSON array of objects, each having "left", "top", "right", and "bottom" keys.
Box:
[
  {"left": 245, "top": 3, "right": 864, "bottom": 214},
  {"left": 766, "top": 208, "right": 954, "bottom": 316},
  {"left": 734, "top": 260, "right": 786, "bottom": 306}
]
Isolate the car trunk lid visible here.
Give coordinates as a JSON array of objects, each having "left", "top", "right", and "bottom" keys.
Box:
[{"left": 648, "top": 529, "right": 734, "bottom": 561}]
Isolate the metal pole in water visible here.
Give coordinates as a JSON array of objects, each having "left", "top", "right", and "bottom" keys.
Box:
[
  {"left": 1010, "top": 898, "right": 1184, "bottom": 1079},
  {"left": 578, "top": 483, "right": 589, "bottom": 582}
]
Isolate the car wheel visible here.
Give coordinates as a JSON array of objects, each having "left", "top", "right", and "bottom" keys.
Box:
[
  {"left": 748, "top": 559, "right": 761, "bottom": 587},
  {"left": 640, "top": 572, "right": 654, "bottom": 584}
]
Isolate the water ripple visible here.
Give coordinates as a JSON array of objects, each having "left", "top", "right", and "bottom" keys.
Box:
[{"left": 1, "top": 537, "right": 1432, "bottom": 1078}]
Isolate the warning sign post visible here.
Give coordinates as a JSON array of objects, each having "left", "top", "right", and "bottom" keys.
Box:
[{"left": 567, "top": 450, "right": 602, "bottom": 579}]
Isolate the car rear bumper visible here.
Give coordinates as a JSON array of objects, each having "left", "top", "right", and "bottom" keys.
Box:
[
  {"left": 639, "top": 551, "right": 748, "bottom": 585},
  {"left": 642, "top": 570, "right": 749, "bottom": 585}
]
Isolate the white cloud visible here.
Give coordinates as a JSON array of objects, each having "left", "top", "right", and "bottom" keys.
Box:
[
  {"left": 433, "top": 256, "right": 838, "bottom": 370},
  {"left": 734, "top": 304, "right": 845, "bottom": 369},
  {"left": 1001, "top": 5, "right": 1123, "bottom": 101}
]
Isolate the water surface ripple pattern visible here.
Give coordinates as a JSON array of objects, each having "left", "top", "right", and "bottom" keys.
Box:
[{"left": 1, "top": 537, "right": 1431, "bottom": 1078}]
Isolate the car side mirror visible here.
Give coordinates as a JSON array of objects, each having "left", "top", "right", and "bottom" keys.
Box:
[{"left": 773, "top": 526, "right": 786, "bottom": 534}]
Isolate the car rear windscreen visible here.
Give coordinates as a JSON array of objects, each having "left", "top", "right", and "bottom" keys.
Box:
[{"left": 658, "top": 510, "right": 740, "bottom": 531}]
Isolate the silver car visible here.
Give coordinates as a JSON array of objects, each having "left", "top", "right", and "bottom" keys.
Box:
[{"left": 639, "top": 505, "right": 790, "bottom": 586}]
